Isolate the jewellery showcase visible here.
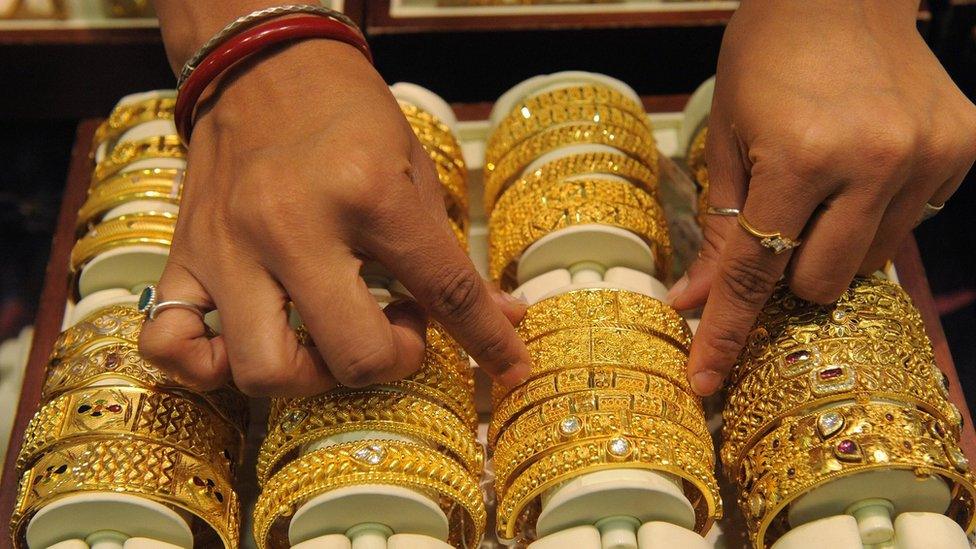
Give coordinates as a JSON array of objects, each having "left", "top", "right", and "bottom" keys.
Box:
[{"left": 5, "top": 72, "right": 974, "bottom": 549}]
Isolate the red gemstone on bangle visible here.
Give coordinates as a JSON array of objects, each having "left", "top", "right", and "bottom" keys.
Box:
[{"left": 819, "top": 367, "right": 844, "bottom": 380}]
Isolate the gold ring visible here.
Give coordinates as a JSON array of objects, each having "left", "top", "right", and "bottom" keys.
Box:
[{"left": 737, "top": 213, "right": 801, "bottom": 255}]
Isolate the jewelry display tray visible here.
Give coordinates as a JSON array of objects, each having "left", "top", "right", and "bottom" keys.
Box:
[{"left": 1, "top": 100, "right": 972, "bottom": 549}]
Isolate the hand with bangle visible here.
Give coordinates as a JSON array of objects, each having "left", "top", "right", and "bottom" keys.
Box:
[{"left": 139, "top": 1, "right": 531, "bottom": 397}]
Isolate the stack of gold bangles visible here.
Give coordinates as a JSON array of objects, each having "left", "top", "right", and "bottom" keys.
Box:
[
  {"left": 10, "top": 93, "right": 245, "bottom": 549},
  {"left": 484, "top": 83, "right": 669, "bottom": 288},
  {"left": 484, "top": 82, "right": 721, "bottom": 544},
  {"left": 722, "top": 277, "right": 976, "bottom": 548},
  {"left": 254, "top": 105, "right": 485, "bottom": 549}
]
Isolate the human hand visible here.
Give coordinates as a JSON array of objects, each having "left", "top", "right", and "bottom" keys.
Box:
[
  {"left": 668, "top": 0, "right": 976, "bottom": 396},
  {"left": 138, "top": 41, "right": 531, "bottom": 396}
]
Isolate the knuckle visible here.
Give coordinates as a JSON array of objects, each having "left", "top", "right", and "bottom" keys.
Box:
[
  {"left": 862, "top": 124, "right": 917, "bottom": 169},
  {"left": 465, "top": 330, "right": 511, "bottom": 368},
  {"left": 788, "top": 270, "right": 847, "bottom": 305},
  {"left": 331, "top": 150, "right": 413, "bottom": 212},
  {"left": 719, "top": 258, "right": 779, "bottom": 309},
  {"left": 702, "top": 322, "right": 749, "bottom": 364},
  {"left": 785, "top": 125, "right": 839, "bottom": 178},
  {"left": 137, "top": 327, "right": 174, "bottom": 364},
  {"left": 427, "top": 266, "right": 483, "bottom": 322},
  {"left": 232, "top": 363, "right": 292, "bottom": 397},
  {"left": 331, "top": 343, "right": 398, "bottom": 388}
]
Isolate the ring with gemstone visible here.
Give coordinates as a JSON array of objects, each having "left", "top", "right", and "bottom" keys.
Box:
[
  {"left": 138, "top": 284, "right": 207, "bottom": 321},
  {"left": 737, "top": 213, "right": 801, "bottom": 255}
]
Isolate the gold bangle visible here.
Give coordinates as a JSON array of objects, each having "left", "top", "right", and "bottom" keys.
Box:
[
  {"left": 737, "top": 402, "right": 976, "bottom": 548},
  {"left": 488, "top": 178, "right": 671, "bottom": 285},
  {"left": 488, "top": 365, "right": 703, "bottom": 447},
  {"left": 420, "top": 142, "right": 469, "bottom": 223},
  {"left": 686, "top": 125, "right": 709, "bottom": 223},
  {"left": 493, "top": 406, "right": 713, "bottom": 493},
  {"left": 18, "top": 384, "right": 242, "bottom": 473},
  {"left": 722, "top": 336, "right": 961, "bottom": 471},
  {"left": 484, "top": 123, "right": 657, "bottom": 205},
  {"left": 69, "top": 212, "right": 176, "bottom": 274},
  {"left": 253, "top": 440, "right": 486, "bottom": 549},
  {"left": 51, "top": 304, "right": 145, "bottom": 360},
  {"left": 498, "top": 84, "right": 648, "bottom": 129},
  {"left": 495, "top": 435, "right": 722, "bottom": 543},
  {"left": 76, "top": 168, "right": 183, "bottom": 233},
  {"left": 258, "top": 390, "right": 483, "bottom": 485},
  {"left": 93, "top": 135, "right": 186, "bottom": 184},
  {"left": 449, "top": 217, "right": 468, "bottom": 251},
  {"left": 92, "top": 96, "right": 176, "bottom": 153},
  {"left": 487, "top": 103, "right": 654, "bottom": 165},
  {"left": 11, "top": 438, "right": 239, "bottom": 549},
  {"left": 484, "top": 150, "right": 659, "bottom": 214}
]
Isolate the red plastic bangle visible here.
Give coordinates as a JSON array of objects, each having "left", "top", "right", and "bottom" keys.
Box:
[{"left": 174, "top": 15, "right": 372, "bottom": 143}]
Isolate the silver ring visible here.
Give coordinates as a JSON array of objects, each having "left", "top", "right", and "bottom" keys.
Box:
[
  {"left": 705, "top": 205, "right": 741, "bottom": 217},
  {"left": 138, "top": 284, "right": 207, "bottom": 321},
  {"left": 919, "top": 201, "right": 945, "bottom": 223}
]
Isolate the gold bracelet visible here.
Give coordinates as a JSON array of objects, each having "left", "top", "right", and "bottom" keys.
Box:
[
  {"left": 484, "top": 123, "right": 657, "bottom": 204},
  {"left": 737, "top": 402, "right": 976, "bottom": 548},
  {"left": 70, "top": 212, "right": 176, "bottom": 274},
  {"left": 449, "top": 218, "right": 468, "bottom": 251},
  {"left": 419, "top": 142, "right": 469, "bottom": 223},
  {"left": 722, "top": 336, "right": 961, "bottom": 470},
  {"left": 488, "top": 178, "right": 671, "bottom": 285},
  {"left": 18, "top": 385, "right": 242, "bottom": 474},
  {"left": 495, "top": 435, "right": 721, "bottom": 543},
  {"left": 51, "top": 304, "right": 145, "bottom": 360},
  {"left": 488, "top": 365, "right": 703, "bottom": 447},
  {"left": 258, "top": 390, "right": 483, "bottom": 485},
  {"left": 11, "top": 438, "right": 239, "bottom": 549},
  {"left": 487, "top": 103, "right": 654, "bottom": 165},
  {"left": 253, "top": 440, "right": 486, "bottom": 549},
  {"left": 493, "top": 406, "right": 712, "bottom": 492},
  {"left": 498, "top": 84, "right": 648, "bottom": 129},
  {"left": 93, "top": 135, "right": 186, "bottom": 184},
  {"left": 485, "top": 150, "right": 659, "bottom": 214},
  {"left": 92, "top": 96, "right": 176, "bottom": 153},
  {"left": 686, "top": 126, "right": 709, "bottom": 223},
  {"left": 76, "top": 168, "right": 183, "bottom": 233}
]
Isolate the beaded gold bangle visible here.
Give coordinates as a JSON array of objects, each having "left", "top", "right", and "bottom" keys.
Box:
[
  {"left": 11, "top": 438, "right": 239, "bottom": 549},
  {"left": 258, "top": 390, "right": 483, "bottom": 485},
  {"left": 499, "top": 84, "right": 648, "bottom": 129},
  {"left": 686, "top": 125, "right": 709, "bottom": 222},
  {"left": 252, "top": 440, "right": 486, "bottom": 549},
  {"left": 18, "top": 384, "right": 242, "bottom": 474},
  {"left": 495, "top": 435, "right": 721, "bottom": 543},
  {"left": 69, "top": 212, "right": 176, "bottom": 274},
  {"left": 484, "top": 150, "right": 659, "bottom": 214},
  {"left": 92, "top": 135, "right": 186, "bottom": 184},
  {"left": 488, "top": 178, "right": 671, "bottom": 285},
  {"left": 76, "top": 168, "right": 183, "bottom": 233},
  {"left": 736, "top": 402, "right": 976, "bottom": 549},
  {"left": 92, "top": 96, "right": 176, "bottom": 153}
]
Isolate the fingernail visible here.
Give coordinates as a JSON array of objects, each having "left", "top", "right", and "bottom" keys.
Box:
[
  {"left": 492, "top": 289, "right": 528, "bottom": 307},
  {"left": 499, "top": 361, "right": 531, "bottom": 388},
  {"left": 665, "top": 275, "right": 689, "bottom": 305},
  {"left": 690, "top": 370, "right": 723, "bottom": 396}
]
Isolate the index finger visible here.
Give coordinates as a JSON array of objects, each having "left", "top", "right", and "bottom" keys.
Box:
[{"left": 688, "top": 173, "right": 822, "bottom": 395}]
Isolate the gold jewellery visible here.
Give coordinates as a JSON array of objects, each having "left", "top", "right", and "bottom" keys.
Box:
[
  {"left": 92, "top": 135, "right": 186, "bottom": 183},
  {"left": 92, "top": 96, "right": 176, "bottom": 153},
  {"left": 76, "top": 168, "right": 183, "bottom": 233},
  {"left": 737, "top": 213, "right": 801, "bottom": 255},
  {"left": 70, "top": 212, "right": 177, "bottom": 274}
]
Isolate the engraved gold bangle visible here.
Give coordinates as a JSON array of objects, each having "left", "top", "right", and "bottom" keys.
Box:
[
  {"left": 493, "top": 407, "right": 713, "bottom": 493},
  {"left": 253, "top": 440, "right": 486, "bottom": 549},
  {"left": 76, "top": 168, "right": 183, "bottom": 233},
  {"left": 722, "top": 336, "right": 961, "bottom": 470},
  {"left": 92, "top": 96, "right": 176, "bottom": 152},
  {"left": 487, "top": 103, "right": 654, "bottom": 165},
  {"left": 18, "top": 385, "right": 242, "bottom": 474},
  {"left": 93, "top": 135, "right": 186, "bottom": 184},
  {"left": 484, "top": 123, "right": 658, "bottom": 204},
  {"left": 495, "top": 435, "right": 721, "bottom": 543},
  {"left": 484, "top": 151, "right": 659, "bottom": 214},
  {"left": 258, "top": 390, "right": 483, "bottom": 485},
  {"left": 420, "top": 142, "right": 469, "bottom": 223},
  {"left": 736, "top": 402, "right": 976, "bottom": 548},
  {"left": 500, "top": 84, "right": 648, "bottom": 129},
  {"left": 488, "top": 365, "right": 703, "bottom": 447},
  {"left": 50, "top": 304, "right": 146, "bottom": 360},
  {"left": 70, "top": 212, "right": 176, "bottom": 274},
  {"left": 488, "top": 178, "right": 671, "bottom": 285},
  {"left": 11, "top": 438, "right": 239, "bottom": 549}
]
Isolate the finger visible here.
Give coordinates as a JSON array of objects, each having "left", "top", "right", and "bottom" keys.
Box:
[
  {"left": 213, "top": 261, "right": 336, "bottom": 397},
  {"left": 669, "top": 102, "right": 749, "bottom": 310},
  {"left": 787, "top": 190, "right": 890, "bottom": 303},
  {"left": 688, "top": 170, "right": 825, "bottom": 396},
  {"left": 139, "top": 261, "right": 229, "bottom": 391},
  {"left": 361, "top": 181, "right": 531, "bottom": 388},
  {"left": 281, "top": 253, "right": 427, "bottom": 388}
]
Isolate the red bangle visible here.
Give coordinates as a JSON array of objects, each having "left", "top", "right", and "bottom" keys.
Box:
[{"left": 175, "top": 15, "right": 372, "bottom": 143}]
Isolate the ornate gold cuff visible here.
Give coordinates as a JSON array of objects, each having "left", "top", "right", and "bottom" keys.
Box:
[
  {"left": 92, "top": 96, "right": 176, "bottom": 153},
  {"left": 738, "top": 402, "right": 976, "bottom": 548},
  {"left": 76, "top": 168, "right": 183, "bottom": 233},
  {"left": 11, "top": 438, "right": 239, "bottom": 549},
  {"left": 484, "top": 151, "right": 659, "bottom": 214},
  {"left": 93, "top": 135, "right": 186, "bottom": 183},
  {"left": 253, "top": 440, "right": 486, "bottom": 549},
  {"left": 258, "top": 390, "right": 483, "bottom": 485},
  {"left": 70, "top": 212, "right": 176, "bottom": 274},
  {"left": 494, "top": 435, "right": 721, "bottom": 543},
  {"left": 19, "top": 385, "right": 242, "bottom": 474}
]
